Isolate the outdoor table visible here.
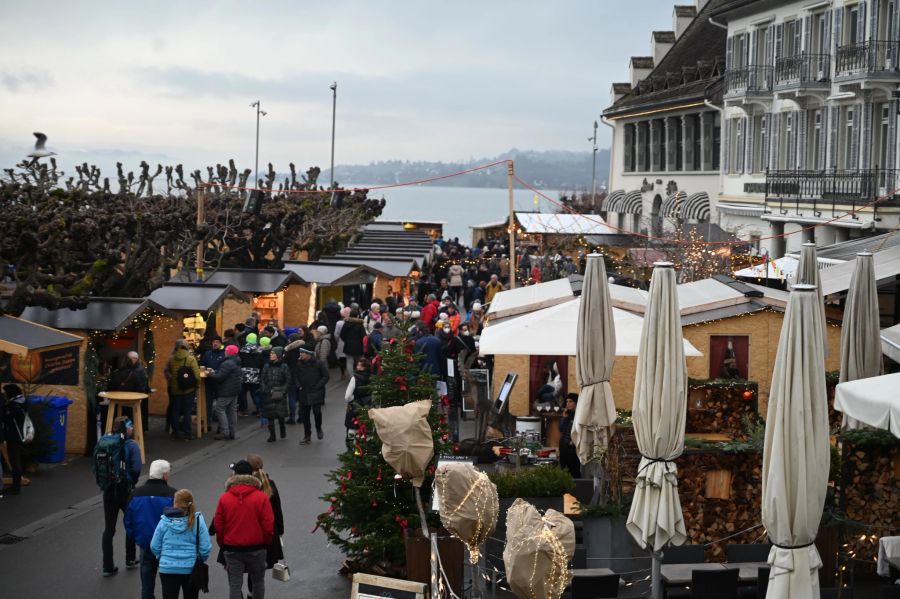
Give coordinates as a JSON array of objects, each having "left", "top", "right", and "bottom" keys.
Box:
[
  {"left": 722, "top": 561, "right": 769, "bottom": 583},
  {"left": 660, "top": 563, "right": 723, "bottom": 587},
  {"left": 99, "top": 390, "right": 147, "bottom": 463}
]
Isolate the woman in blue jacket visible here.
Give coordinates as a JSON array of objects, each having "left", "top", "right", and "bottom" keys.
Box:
[{"left": 151, "top": 489, "right": 211, "bottom": 599}]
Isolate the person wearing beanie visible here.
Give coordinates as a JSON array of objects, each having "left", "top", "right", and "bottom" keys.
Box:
[
  {"left": 314, "top": 325, "right": 334, "bottom": 369},
  {"left": 208, "top": 343, "right": 243, "bottom": 440},
  {"left": 125, "top": 460, "right": 177, "bottom": 599},
  {"left": 237, "top": 317, "right": 258, "bottom": 347},
  {"left": 238, "top": 333, "right": 264, "bottom": 418},
  {"left": 260, "top": 346, "right": 290, "bottom": 442},
  {"left": 214, "top": 461, "right": 273, "bottom": 599}
]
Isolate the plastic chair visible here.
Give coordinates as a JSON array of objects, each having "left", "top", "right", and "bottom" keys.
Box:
[
  {"left": 725, "top": 543, "right": 772, "bottom": 563},
  {"left": 571, "top": 573, "right": 620, "bottom": 599},
  {"left": 690, "top": 568, "right": 740, "bottom": 599},
  {"left": 662, "top": 545, "right": 706, "bottom": 564}
]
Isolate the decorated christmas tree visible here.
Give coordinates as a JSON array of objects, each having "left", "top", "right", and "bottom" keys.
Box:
[{"left": 315, "top": 328, "right": 453, "bottom": 574}]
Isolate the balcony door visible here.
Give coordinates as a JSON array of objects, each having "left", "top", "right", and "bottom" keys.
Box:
[
  {"left": 808, "top": 109, "right": 824, "bottom": 170},
  {"left": 875, "top": 103, "right": 890, "bottom": 170}
]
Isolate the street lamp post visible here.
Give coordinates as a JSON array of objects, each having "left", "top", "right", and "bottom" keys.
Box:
[
  {"left": 330, "top": 82, "right": 337, "bottom": 190},
  {"left": 589, "top": 120, "right": 598, "bottom": 210},
  {"left": 250, "top": 100, "right": 267, "bottom": 188}
]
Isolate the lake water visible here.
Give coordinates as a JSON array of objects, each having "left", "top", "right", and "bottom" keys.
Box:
[{"left": 351, "top": 185, "right": 562, "bottom": 242}]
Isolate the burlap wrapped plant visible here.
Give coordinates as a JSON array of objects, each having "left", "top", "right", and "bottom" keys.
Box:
[
  {"left": 369, "top": 399, "right": 434, "bottom": 487},
  {"left": 503, "top": 499, "right": 575, "bottom": 599},
  {"left": 435, "top": 462, "right": 498, "bottom": 562}
]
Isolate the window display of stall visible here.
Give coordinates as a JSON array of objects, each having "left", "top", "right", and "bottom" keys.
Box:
[{"left": 253, "top": 294, "right": 282, "bottom": 328}]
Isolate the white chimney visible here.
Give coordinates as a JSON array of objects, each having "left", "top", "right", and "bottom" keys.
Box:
[
  {"left": 630, "top": 56, "right": 654, "bottom": 87},
  {"left": 673, "top": 5, "right": 697, "bottom": 39},
  {"left": 651, "top": 31, "right": 676, "bottom": 65}
]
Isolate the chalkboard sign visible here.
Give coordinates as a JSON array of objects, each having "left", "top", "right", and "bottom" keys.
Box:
[{"left": 351, "top": 573, "right": 426, "bottom": 599}]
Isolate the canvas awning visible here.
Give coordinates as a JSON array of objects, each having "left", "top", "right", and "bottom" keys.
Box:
[
  {"left": 20, "top": 298, "right": 176, "bottom": 332},
  {"left": 0, "top": 315, "right": 84, "bottom": 356},
  {"left": 880, "top": 323, "right": 900, "bottom": 363},
  {"left": 486, "top": 277, "right": 574, "bottom": 319},
  {"left": 818, "top": 244, "right": 900, "bottom": 296},
  {"left": 203, "top": 269, "right": 304, "bottom": 293},
  {"left": 148, "top": 283, "right": 249, "bottom": 313},
  {"left": 478, "top": 298, "right": 702, "bottom": 357},
  {"left": 834, "top": 372, "right": 900, "bottom": 437}
]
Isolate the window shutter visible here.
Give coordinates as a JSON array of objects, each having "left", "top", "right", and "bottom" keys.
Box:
[
  {"left": 726, "top": 36, "right": 734, "bottom": 71},
  {"left": 766, "top": 27, "right": 775, "bottom": 67},
  {"left": 775, "top": 23, "right": 784, "bottom": 62},
  {"left": 702, "top": 113, "right": 714, "bottom": 170},
  {"left": 667, "top": 118, "right": 678, "bottom": 170},
  {"left": 870, "top": 0, "right": 879, "bottom": 41},
  {"left": 797, "top": 110, "right": 808, "bottom": 169},
  {"left": 804, "top": 15, "right": 812, "bottom": 54},
  {"left": 828, "top": 106, "right": 840, "bottom": 168},
  {"left": 834, "top": 7, "right": 843, "bottom": 56},
  {"left": 762, "top": 114, "right": 770, "bottom": 170},
  {"left": 770, "top": 113, "right": 781, "bottom": 171},
  {"left": 851, "top": 104, "right": 861, "bottom": 169},
  {"left": 888, "top": 99, "right": 899, "bottom": 174},
  {"left": 637, "top": 122, "right": 647, "bottom": 171},
  {"left": 724, "top": 118, "right": 732, "bottom": 173},
  {"left": 861, "top": 102, "right": 874, "bottom": 169},
  {"left": 685, "top": 116, "right": 696, "bottom": 171},
  {"left": 651, "top": 120, "right": 661, "bottom": 171},
  {"left": 818, "top": 111, "right": 828, "bottom": 170},
  {"left": 624, "top": 124, "right": 635, "bottom": 172},
  {"left": 747, "top": 116, "right": 755, "bottom": 173},
  {"left": 736, "top": 118, "right": 745, "bottom": 174},
  {"left": 858, "top": 2, "right": 868, "bottom": 47}
]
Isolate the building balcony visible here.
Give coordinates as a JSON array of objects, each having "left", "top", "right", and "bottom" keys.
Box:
[
  {"left": 765, "top": 169, "right": 900, "bottom": 218},
  {"left": 835, "top": 40, "right": 900, "bottom": 79},
  {"left": 724, "top": 65, "right": 774, "bottom": 97},
  {"left": 774, "top": 54, "right": 830, "bottom": 90}
]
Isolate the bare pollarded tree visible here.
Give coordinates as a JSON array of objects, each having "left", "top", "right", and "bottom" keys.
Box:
[{"left": 0, "top": 159, "right": 384, "bottom": 316}]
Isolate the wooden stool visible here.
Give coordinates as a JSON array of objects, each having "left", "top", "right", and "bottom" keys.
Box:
[{"left": 99, "top": 391, "right": 147, "bottom": 463}]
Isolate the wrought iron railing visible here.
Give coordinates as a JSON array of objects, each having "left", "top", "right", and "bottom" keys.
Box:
[
  {"left": 765, "top": 169, "right": 900, "bottom": 217},
  {"left": 836, "top": 40, "right": 900, "bottom": 75},
  {"left": 724, "top": 65, "right": 774, "bottom": 94},
  {"left": 775, "top": 53, "right": 831, "bottom": 86}
]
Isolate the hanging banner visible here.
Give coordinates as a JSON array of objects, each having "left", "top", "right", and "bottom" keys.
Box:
[{"left": 0, "top": 346, "right": 81, "bottom": 386}]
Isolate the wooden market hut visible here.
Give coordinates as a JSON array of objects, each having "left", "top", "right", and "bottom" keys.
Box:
[
  {"left": 201, "top": 268, "right": 305, "bottom": 330},
  {"left": 147, "top": 282, "right": 248, "bottom": 416},
  {"left": 281, "top": 261, "right": 382, "bottom": 317},
  {"left": 18, "top": 298, "right": 176, "bottom": 455}
]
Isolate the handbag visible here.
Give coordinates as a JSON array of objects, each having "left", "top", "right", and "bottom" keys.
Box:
[
  {"left": 272, "top": 538, "right": 290, "bottom": 582},
  {"left": 188, "top": 518, "right": 210, "bottom": 593},
  {"left": 17, "top": 413, "right": 35, "bottom": 444}
]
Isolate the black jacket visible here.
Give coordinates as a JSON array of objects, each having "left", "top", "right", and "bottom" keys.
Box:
[
  {"left": 340, "top": 318, "right": 366, "bottom": 357},
  {"left": 294, "top": 358, "right": 330, "bottom": 406},
  {"left": 322, "top": 301, "right": 342, "bottom": 333},
  {"left": 207, "top": 356, "right": 242, "bottom": 397}
]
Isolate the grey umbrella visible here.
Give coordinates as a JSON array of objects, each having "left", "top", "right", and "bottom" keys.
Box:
[
  {"left": 794, "top": 242, "right": 827, "bottom": 357},
  {"left": 571, "top": 254, "right": 617, "bottom": 468},
  {"left": 839, "top": 252, "right": 883, "bottom": 429},
  {"left": 625, "top": 262, "right": 687, "bottom": 599},
  {"left": 762, "top": 283, "right": 830, "bottom": 598}
]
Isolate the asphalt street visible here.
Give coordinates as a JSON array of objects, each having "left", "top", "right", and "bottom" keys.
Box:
[{"left": 0, "top": 380, "right": 353, "bottom": 598}]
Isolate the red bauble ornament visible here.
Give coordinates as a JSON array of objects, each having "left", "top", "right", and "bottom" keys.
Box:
[
  {"left": 742, "top": 390, "right": 753, "bottom": 400},
  {"left": 395, "top": 376, "right": 408, "bottom": 391},
  {"left": 371, "top": 500, "right": 378, "bottom": 508},
  {"left": 441, "top": 434, "right": 449, "bottom": 442},
  {"left": 440, "top": 395, "right": 450, "bottom": 407},
  {"left": 452, "top": 442, "right": 461, "bottom": 454},
  {"left": 330, "top": 496, "right": 338, "bottom": 503}
]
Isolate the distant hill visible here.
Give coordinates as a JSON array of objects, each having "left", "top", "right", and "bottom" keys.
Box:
[{"left": 324, "top": 148, "right": 610, "bottom": 191}]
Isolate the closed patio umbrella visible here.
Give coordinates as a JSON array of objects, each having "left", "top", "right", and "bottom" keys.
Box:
[
  {"left": 794, "top": 242, "right": 827, "bottom": 356},
  {"left": 626, "top": 263, "right": 687, "bottom": 599},
  {"left": 571, "top": 254, "right": 617, "bottom": 467},
  {"left": 762, "top": 284, "right": 830, "bottom": 599},
  {"left": 839, "top": 252, "right": 882, "bottom": 429}
]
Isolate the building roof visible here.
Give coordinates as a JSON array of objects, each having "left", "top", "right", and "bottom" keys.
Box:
[
  {"left": 653, "top": 31, "right": 676, "bottom": 43},
  {"left": 486, "top": 278, "right": 574, "bottom": 320},
  {"left": 631, "top": 56, "right": 655, "bottom": 68},
  {"left": 281, "top": 261, "right": 379, "bottom": 286},
  {"left": 675, "top": 5, "right": 698, "bottom": 17},
  {"left": 811, "top": 231, "right": 900, "bottom": 262},
  {"left": 148, "top": 283, "right": 248, "bottom": 313},
  {"left": 203, "top": 269, "right": 304, "bottom": 293},
  {"left": 0, "top": 315, "right": 84, "bottom": 356},
  {"left": 819, "top": 245, "right": 900, "bottom": 296},
  {"left": 604, "top": 0, "right": 729, "bottom": 117},
  {"left": 20, "top": 298, "right": 176, "bottom": 332},
  {"left": 316, "top": 256, "right": 417, "bottom": 278}
]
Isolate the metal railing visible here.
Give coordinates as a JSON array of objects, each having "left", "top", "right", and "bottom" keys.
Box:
[
  {"left": 836, "top": 40, "right": 900, "bottom": 75},
  {"left": 765, "top": 168, "right": 900, "bottom": 217},
  {"left": 724, "top": 65, "right": 774, "bottom": 94},
  {"left": 775, "top": 53, "right": 831, "bottom": 86}
]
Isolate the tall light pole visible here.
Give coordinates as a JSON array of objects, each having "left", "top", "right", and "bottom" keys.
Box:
[
  {"left": 330, "top": 82, "right": 337, "bottom": 189},
  {"left": 250, "top": 101, "right": 267, "bottom": 188},
  {"left": 589, "top": 120, "right": 598, "bottom": 210}
]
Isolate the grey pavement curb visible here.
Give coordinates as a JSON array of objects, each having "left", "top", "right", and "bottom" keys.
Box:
[{"left": 1, "top": 377, "right": 344, "bottom": 549}]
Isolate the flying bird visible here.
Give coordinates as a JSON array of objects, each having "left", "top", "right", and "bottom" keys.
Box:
[{"left": 27, "top": 132, "right": 57, "bottom": 166}]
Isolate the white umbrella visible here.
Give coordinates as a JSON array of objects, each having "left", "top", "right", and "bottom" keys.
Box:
[
  {"left": 762, "top": 283, "right": 830, "bottom": 599},
  {"left": 794, "top": 242, "right": 827, "bottom": 357},
  {"left": 572, "top": 254, "right": 617, "bottom": 466},
  {"left": 626, "top": 262, "right": 688, "bottom": 599},
  {"left": 839, "top": 252, "right": 883, "bottom": 429}
]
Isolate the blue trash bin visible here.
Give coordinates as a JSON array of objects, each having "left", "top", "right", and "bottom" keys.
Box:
[{"left": 28, "top": 395, "right": 73, "bottom": 463}]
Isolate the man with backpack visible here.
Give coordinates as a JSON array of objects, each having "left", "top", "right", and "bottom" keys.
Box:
[
  {"left": 124, "top": 459, "right": 177, "bottom": 599},
  {"left": 166, "top": 339, "right": 201, "bottom": 440},
  {"left": 95, "top": 416, "right": 142, "bottom": 577}
]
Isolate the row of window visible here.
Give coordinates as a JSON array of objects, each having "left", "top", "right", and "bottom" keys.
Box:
[
  {"left": 622, "top": 111, "right": 721, "bottom": 173},
  {"left": 724, "top": 101, "right": 895, "bottom": 174}
]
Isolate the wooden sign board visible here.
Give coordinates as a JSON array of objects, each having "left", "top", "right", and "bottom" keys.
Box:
[{"left": 351, "top": 573, "right": 426, "bottom": 599}]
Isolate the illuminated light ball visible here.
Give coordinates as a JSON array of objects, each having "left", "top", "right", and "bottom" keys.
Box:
[{"left": 742, "top": 390, "right": 753, "bottom": 400}]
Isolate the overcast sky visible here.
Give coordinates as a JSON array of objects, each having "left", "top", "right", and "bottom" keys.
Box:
[{"left": 0, "top": 1, "right": 675, "bottom": 175}]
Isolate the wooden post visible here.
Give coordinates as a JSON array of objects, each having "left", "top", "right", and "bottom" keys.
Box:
[
  {"left": 507, "top": 161, "right": 516, "bottom": 290},
  {"left": 196, "top": 188, "right": 205, "bottom": 282}
]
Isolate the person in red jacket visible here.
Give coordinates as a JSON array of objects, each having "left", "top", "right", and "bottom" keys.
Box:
[
  {"left": 213, "top": 460, "right": 274, "bottom": 599},
  {"left": 419, "top": 294, "right": 440, "bottom": 332}
]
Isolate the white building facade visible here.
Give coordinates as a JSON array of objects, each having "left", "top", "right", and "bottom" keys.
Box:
[{"left": 716, "top": 0, "right": 900, "bottom": 257}]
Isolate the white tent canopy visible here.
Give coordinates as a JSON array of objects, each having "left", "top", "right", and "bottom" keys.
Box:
[
  {"left": 880, "top": 323, "right": 900, "bottom": 364},
  {"left": 487, "top": 277, "right": 574, "bottom": 320},
  {"left": 478, "top": 298, "right": 702, "bottom": 357},
  {"left": 833, "top": 372, "right": 900, "bottom": 438}
]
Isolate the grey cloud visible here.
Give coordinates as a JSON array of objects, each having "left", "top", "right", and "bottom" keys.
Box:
[{"left": 1, "top": 69, "right": 54, "bottom": 93}]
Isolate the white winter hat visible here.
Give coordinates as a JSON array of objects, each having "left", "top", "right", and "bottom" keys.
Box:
[
  {"left": 317, "top": 325, "right": 328, "bottom": 334},
  {"left": 371, "top": 302, "right": 380, "bottom": 311},
  {"left": 472, "top": 302, "right": 483, "bottom": 312},
  {"left": 438, "top": 313, "right": 449, "bottom": 321}
]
